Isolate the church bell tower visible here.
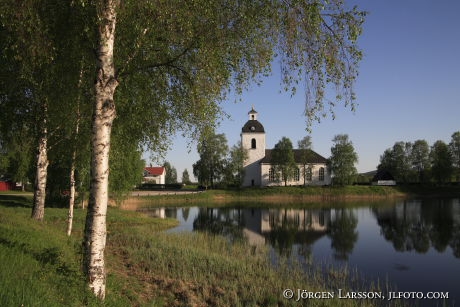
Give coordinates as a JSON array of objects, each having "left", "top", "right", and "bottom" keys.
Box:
[{"left": 241, "top": 107, "right": 266, "bottom": 186}]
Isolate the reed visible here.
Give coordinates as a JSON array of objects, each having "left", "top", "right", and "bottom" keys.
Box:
[{"left": 1, "top": 194, "right": 405, "bottom": 306}]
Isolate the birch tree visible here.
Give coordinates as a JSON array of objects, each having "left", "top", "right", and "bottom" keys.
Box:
[
  {"left": 0, "top": 0, "right": 95, "bottom": 220},
  {"left": 81, "top": 0, "right": 365, "bottom": 299}
]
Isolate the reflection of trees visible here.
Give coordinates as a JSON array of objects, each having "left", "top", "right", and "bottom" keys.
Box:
[
  {"left": 266, "top": 210, "right": 298, "bottom": 256},
  {"left": 165, "top": 208, "right": 177, "bottom": 219},
  {"left": 327, "top": 209, "right": 358, "bottom": 260},
  {"left": 192, "top": 208, "right": 246, "bottom": 243},
  {"left": 451, "top": 225, "right": 460, "bottom": 258},
  {"left": 181, "top": 208, "right": 190, "bottom": 222},
  {"left": 374, "top": 199, "right": 460, "bottom": 257},
  {"left": 427, "top": 201, "right": 453, "bottom": 252}
]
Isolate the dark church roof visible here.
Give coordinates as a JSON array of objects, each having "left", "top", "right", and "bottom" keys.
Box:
[
  {"left": 242, "top": 120, "right": 265, "bottom": 133},
  {"left": 260, "top": 149, "right": 328, "bottom": 164}
]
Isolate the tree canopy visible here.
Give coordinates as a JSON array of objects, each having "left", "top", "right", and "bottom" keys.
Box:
[
  {"left": 271, "top": 137, "right": 297, "bottom": 186},
  {"left": 1, "top": 0, "right": 366, "bottom": 299},
  {"left": 193, "top": 130, "right": 229, "bottom": 188},
  {"left": 329, "top": 134, "right": 358, "bottom": 185}
]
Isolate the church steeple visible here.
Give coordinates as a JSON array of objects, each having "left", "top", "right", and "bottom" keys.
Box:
[
  {"left": 248, "top": 105, "right": 258, "bottom": 121},
  {"left": 241, "top": 106, "right": 266, "bottom": 187}
]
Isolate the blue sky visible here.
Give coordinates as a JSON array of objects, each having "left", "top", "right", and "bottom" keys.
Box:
[{"left": 145, "top": 0, "right": 460, "bottom": 181}]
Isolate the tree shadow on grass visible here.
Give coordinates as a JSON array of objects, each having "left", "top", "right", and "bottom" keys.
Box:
[{"left": 0, "top": 195, "right": 32, "bottom": 208}]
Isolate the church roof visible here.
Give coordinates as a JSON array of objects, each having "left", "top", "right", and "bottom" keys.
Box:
[
  {"left": 248, "top": 107, "right": 258, "bottom": 114},
  {"left": 241, "top": 120, "right": 265, "bottom": 133},
  {"left": 260, "top": 149, "right": 328, "bottom": 164}
]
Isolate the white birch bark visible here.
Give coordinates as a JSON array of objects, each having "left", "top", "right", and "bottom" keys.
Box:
[
  {"left": 67, "top": 67, "right": 83, "bottom": 236},
  {"left": 31, "top": 103, "right": 49, "bottom": 221},
  {"left": 83, "top": 0, "right": 118, "bottom": 299},
  {"left": 66, "top": 140, "right": 77, "bottom": 236}
]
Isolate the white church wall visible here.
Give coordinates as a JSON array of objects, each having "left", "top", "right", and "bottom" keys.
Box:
[{"left": 261, "top": 163, "right": 331, "bottom": 186}]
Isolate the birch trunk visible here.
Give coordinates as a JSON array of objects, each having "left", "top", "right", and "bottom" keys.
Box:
[
  {"left": 67, "top": 67, "right": 83, "bottom": 236},
  {"left": 66, "top": 147, "right": 77, "bottom": 236},
  {"left": 83, "top": 0, "right": 118, "bottom": 300},
  {"left": 31, "top": 103, "right": 49, "bottom": 221}
]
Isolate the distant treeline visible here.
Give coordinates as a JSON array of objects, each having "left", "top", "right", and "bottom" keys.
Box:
[{"left": 375, "top": 132, "right": 460, "bottom": 184}]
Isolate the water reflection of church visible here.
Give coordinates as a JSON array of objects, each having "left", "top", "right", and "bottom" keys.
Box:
[
  {"left": 242, "top": 208, "right": 331, "bottom": 246},
  {"left": 144, "top": 199, "right": 460, "bottom": 259},
  {"left": 146, "top": 207, "right": 333, "bottom": 249}
]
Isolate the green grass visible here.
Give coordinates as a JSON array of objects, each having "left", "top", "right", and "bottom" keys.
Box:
[
  {"left": 131, "top": 185, "right": 460, "bottom": 208},
  {"left": 0, "top": 193, "right": 406, "bottom": 306}
]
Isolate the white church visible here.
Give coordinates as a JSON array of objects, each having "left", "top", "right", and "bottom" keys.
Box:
[{"left": 241, "top": 107, "right": 332, "bottom": 187}]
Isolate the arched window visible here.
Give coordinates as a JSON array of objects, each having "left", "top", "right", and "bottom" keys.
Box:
[
  {"left": 269, "top": 167, "right": 275, "bottom": 182},
  {"left": 294, "top": 168, "right": 300, "bottom": 181},
  {"left": 319, "top": 167, "right": 325, "bottom": 181},
  {"left": 251, "top": 138, "right": 256, "bottom": 149}
]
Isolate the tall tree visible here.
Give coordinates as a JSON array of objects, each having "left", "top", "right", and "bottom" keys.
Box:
[
  {"left": 298, "top": 136, "right": 313, "bottom": 186},
  {"left": 0, "top": 2, "right": 55, "bottom": 220},
  {"left": 80, "top": 0, "right": 365, "bottom": 299},
  {"left": 223, "top": 141, "right": 248, "bottom": 187},
  {"left": 329, "top": 134, "right": 358, "bottom": 185},
  {"left": 163, "top": 161, "right": 178, "bottom": 184},
  {"left": 0, "top": 0, "right": 95, "bottom": 220},
  {"left": 392, "top": 142, "right": 413, "bottom": 183},
  {"left": 193, "top": 131, "right": 229, "bottom": 188},
  {"left": 181, "top": 168, "right": 192, "bottom": 185},
  {"left": 430, "top": 140, "right": 453, "bottom": 184},
  {"left": 410, "top": 139, "right": 430, "bottom": 183},
  {"left": 83, "top": 0, "right": 119, "bottom": 298},
  {"left": 271, "top": 137, "right": 297, "bottom": 186},
  {"left": 378, "top": 141, "right": 412, "bottom": 183},
  {"left": 449, "top": 131, "right": 460, "bottom": 181}
]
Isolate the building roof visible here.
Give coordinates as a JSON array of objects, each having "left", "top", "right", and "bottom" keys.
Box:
[
  {"left": 241, "top": 120, "right": 265, "bottom": 133},
  {"left": 260, "top": 149, "right": 328, "bottom": 164},
  {"left": 144, "top": 167, "right": 165, "bottom": 176}
]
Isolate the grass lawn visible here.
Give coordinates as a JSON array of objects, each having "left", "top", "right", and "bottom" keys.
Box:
[{"left": 0, "top": 192, "right": 405, "bottom": 306}]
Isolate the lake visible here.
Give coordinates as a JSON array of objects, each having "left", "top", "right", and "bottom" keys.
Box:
[{"left": 141, "top": 198, "right": 460, "bottom": 306}]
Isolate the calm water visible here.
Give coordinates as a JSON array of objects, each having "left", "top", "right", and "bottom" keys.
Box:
[{"left": 141, "top": 198, "right": 460, "bottom": 306}]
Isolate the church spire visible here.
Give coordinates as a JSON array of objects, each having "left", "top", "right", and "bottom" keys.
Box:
[{"left": 248, "top": 106, "right": 258, "bottom": 120}]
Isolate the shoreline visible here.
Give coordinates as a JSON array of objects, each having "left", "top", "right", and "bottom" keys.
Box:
[{"left": 120, "top": 185, "right": 460, "bottom": 210}]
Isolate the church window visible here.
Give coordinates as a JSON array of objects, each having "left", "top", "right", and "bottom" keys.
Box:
[
  {"left": 294, "top": 168, "right": 300, "bottom": 181},
  {"left": 306, "top": 167, "right": 312, "bottom": 181},
  {"left": 251, "top": 138, "right": 256, "bottom": 149},
  {"left": 319, "top": 167, "right": 325, "bottom": 181},
  {"left": 269, "top": 167, "right": 276, "bottom": 182}
]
